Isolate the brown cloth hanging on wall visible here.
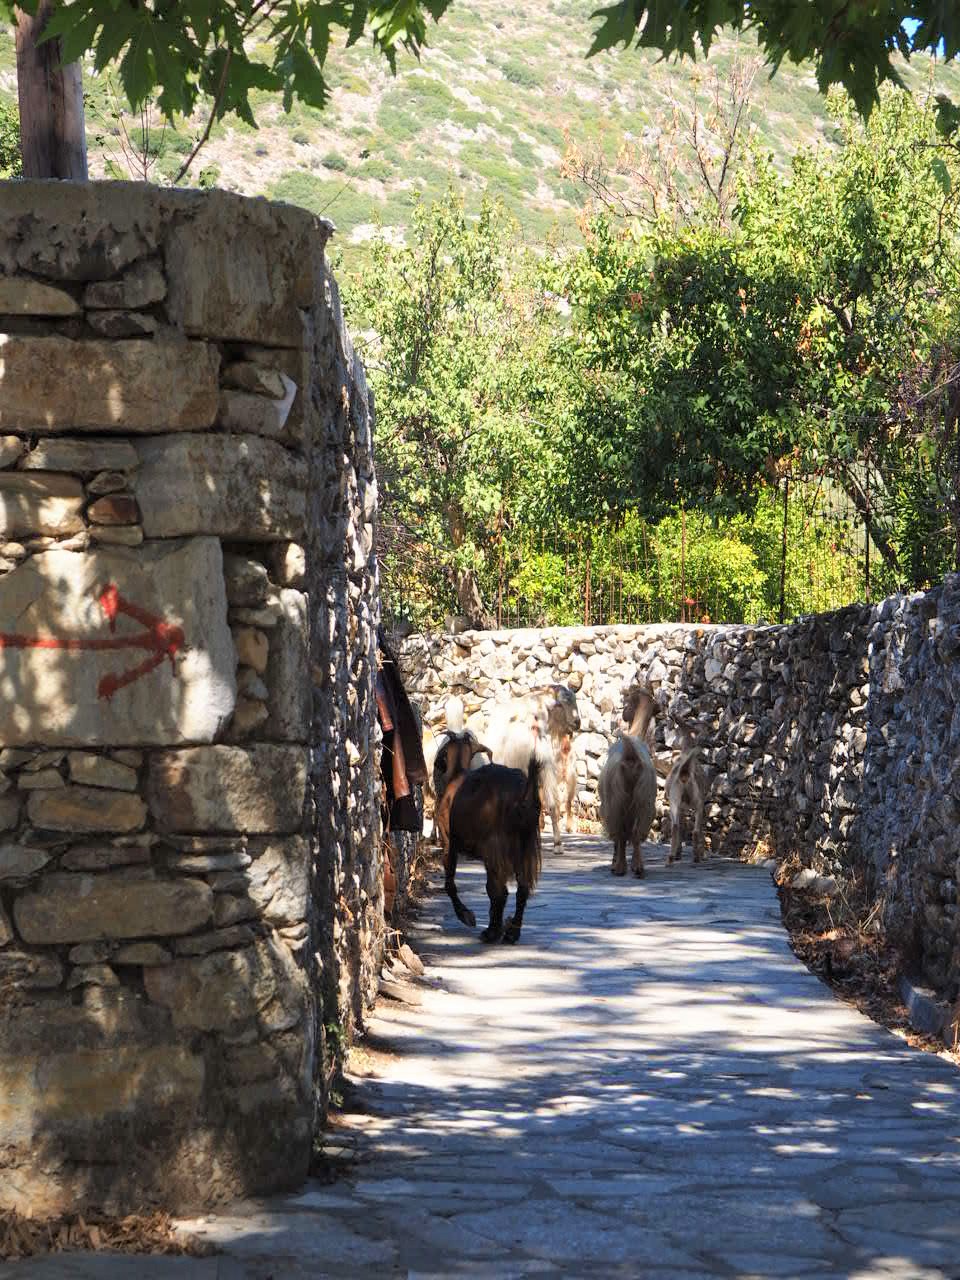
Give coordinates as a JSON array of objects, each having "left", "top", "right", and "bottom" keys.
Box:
[{"left": 376, "top": 628, "right": 426, "bottom": 833}]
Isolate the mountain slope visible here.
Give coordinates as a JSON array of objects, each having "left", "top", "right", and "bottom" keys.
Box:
[{"left": 2, "top": 3, "right": 959, "bottom": 271}]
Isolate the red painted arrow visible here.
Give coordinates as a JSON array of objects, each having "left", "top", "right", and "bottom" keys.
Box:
[{"left": 0, "top": 584, "right": 184, "bottom": 700}]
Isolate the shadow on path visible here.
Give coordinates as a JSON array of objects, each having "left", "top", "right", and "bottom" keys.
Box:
[{"left": 8, "top": 837, "right": 960, "bottom": 1278}]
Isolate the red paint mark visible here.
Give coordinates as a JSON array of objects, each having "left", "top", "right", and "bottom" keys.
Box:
[{"left": 0, "top": 584, "right": 184, "bottom": 700}]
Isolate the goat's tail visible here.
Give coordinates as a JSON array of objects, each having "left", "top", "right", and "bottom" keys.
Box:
[
  {"left": 512, "top": 758, "right": 543, "bottom": 890},
  {"left": 445, "top": 696, "right": 465, "bottom": 734}
]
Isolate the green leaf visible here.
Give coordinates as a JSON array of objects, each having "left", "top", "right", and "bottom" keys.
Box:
[{"left": 932, "top": 156, "right": 952, "bottom": 195}]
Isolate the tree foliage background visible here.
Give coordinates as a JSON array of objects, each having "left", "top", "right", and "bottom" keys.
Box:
[{"left": 345, "top": 82, "right": 960, "bottom": 629}]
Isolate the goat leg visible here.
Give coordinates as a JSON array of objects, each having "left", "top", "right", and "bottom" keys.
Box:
[
  {"left": 444, "top": 844, "right": 476, "bottom": 929},
  {"left": 550, "top": 804, "right": 563, "bottom": 855},
  {"left": 693, "top": 807, "right": 706, "bottom": 864},
  {"left": 502, "top": 883, "right": 530, "bottom": 944},
  {"left": 631, "top": 839, "right": 645, "bottom": 878},
  {"left": 480, "top": 872, "right": 507, "bottom": 944},
  {"left": 612, "top": 838, "right": 627, "bottom": 876}
]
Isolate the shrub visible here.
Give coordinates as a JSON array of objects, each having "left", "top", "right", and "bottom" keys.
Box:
[
  {"left": 501, "top": 59, "right": 541, "bottom": 90},
  {"left": 323, "top": 150, "right": 349, "bottom": 171}
]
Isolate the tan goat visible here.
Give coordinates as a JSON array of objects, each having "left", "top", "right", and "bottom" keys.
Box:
[
  {"left": 598, "top": 686, "right": 658, "bottom": 878},
  {"left": 664, "top": 722, "right": 709, "bottom": 865}
]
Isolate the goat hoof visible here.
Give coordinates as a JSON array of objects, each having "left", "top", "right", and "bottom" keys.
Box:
[
  {"left": 502, "top": 926, "right": 521, "bottom": 944},
  {"left": 632, "top": 867, "right": 645, "bottom": 879},
  {"left": 611, "top": 865, "right": 626, "bottom": 877},
  {"left": 480, "top": 926, "right": 502, "bottom": 944},
  {"left": 457, "top": 908, "right": 476, "bottom": 928}
]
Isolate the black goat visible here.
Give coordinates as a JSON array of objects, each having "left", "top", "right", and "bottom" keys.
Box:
[{"left": 445, "top": 759, "right": 542, "bottom": 944}]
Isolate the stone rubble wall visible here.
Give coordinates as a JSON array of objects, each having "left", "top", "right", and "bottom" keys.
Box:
[
  {"left": 399, "top": 581, "right": 960, "bottom": 1002},
  {"left": 0, "top": 182, "right": 381, "bottom": 1215}
]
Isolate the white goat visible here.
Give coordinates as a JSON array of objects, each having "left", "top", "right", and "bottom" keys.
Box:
[
  {"left": 485, "top": 685, "right": 581, "bottom": 854},
  {"left": 598, "top": 686, "right": 658, "bottom": 877},
  {"left": 664, "top": 721, "right": 709, "bottom": 864}
]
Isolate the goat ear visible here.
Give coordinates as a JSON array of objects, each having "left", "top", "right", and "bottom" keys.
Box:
[{"left": 471, "top": 741, "right": 492, "bottom": 759}]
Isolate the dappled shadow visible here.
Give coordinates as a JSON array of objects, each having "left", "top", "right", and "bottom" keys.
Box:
[{"left": 167, "top": 835, "right": 960, "bottom": 1278}]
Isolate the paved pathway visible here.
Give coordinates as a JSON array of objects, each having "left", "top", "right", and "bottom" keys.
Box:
[{"left": 7, "top": 837, "right": 960, "bottom": 1278}]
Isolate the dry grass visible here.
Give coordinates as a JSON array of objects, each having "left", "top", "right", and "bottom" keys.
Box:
[
  {"left": 772, "top": 851, "right": 959, "bottom": 1067},
  {"left": 0, "top": 1210, "right": 213, "bottom": 1262}
]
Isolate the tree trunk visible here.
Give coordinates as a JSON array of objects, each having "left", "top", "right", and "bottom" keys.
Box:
[{"left": 15, "top": 2, "right": 87, "bottom": 180}]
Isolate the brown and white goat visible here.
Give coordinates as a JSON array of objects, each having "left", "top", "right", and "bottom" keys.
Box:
[
  {"left": 486, "top": 685, "right": 581, "bottom": 854},
  {"left": 664, "top": 722, "right": 708, "bottom": 864},
  {"left": 597, "top": 686, "right": 658, "bottom": 878},
  {"left": 435, "top": 732, "right": 492, "bottom": 860},
  {"left": 445, "top": 759, "right": 542, "bottom": 944}
]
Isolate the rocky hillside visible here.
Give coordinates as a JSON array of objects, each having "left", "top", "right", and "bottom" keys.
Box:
[{"left": 2, "top": 3, "right": 959, "bottom": 270}]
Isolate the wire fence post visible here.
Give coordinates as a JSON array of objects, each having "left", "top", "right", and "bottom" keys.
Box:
[{"left": 779, "top": 476, "right": 789, "bottom": 624}]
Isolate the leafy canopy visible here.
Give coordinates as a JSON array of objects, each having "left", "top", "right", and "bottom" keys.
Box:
[
  {"left": 5, "top": 0, "right": 452, "bottom": 129},
  {"left": 589, "top": 1, "right": 960, "bottom": 119}
]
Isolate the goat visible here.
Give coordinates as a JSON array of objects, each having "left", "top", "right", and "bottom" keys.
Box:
[
  {"left": 485, "top": 685, "right": 581, "bottom": 854},
  {"left": 598, "top": 686, "right": 658, "bottom": 878},
  {"left": 664, "top": 722, "right": 709, "bottom": 865},
  {"left": 430, "top": 697, "right": 490, "bottom": 809},
  {"left": 557, "top": 732, "right": 577, "bottom": 832},
  {"left": 435, "top": 732, "right": 492, "bottom": 860},
  {"left": 445, "top": 759, "right": 542, "bottom": 944}
]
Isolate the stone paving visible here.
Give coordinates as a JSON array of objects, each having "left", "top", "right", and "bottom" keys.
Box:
[{"left": 6, "top": 836, "right": 960, "bottom": 1279}]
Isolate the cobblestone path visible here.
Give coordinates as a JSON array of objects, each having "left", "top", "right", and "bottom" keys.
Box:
[{"left": 8, "top": 836, "right": 960, "bottom": 1278}]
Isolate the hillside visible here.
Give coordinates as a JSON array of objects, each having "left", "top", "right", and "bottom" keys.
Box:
[{"left": 2, "top": 3, "right": 960, "bottom": 272}]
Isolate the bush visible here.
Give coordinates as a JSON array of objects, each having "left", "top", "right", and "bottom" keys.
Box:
[
  {"left": 360, "top": 157, "right": 393, "bottom": 181},
  {"left": 0, "top": 99, "right": 21, "bottom": 179},
  {"left": 501, "top": 59, "right": 541, "bottom": 90},
  {"left": 323, "top": 150, "right": 349, "bottom": 171},
  {"left": 291, "top": 129, "right": 311, "bottom": 145}
]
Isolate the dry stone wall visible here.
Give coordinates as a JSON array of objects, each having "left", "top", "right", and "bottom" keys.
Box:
[
  {"left": 399, "top": 582, "right": 960, "bottom": 1005},
  {"left": 0, "top": 182, "right": 381, "bottom": 1215}
]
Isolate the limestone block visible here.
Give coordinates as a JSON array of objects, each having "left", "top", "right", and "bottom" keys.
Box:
[
  {"left": 264, "top": 589, "right": 309, "bottom": 742},
  {"left": 223, "top": 554, "right": 270, "bottom": 607},
  {"left": 15, "top": 872, "right": 213, "bottom": 942},
  {"left": 222, "top": 362, "right": 287, "bottom": 398},
  {"left": 270, "top": 541, "right": 306, "bottom": 589},
  {"left": 245, "top": 836, "right": 309, "bottom": 926},
  {"left": 86, "top": 495, "right": 140, "bottom": 525},
  {"left": 0, "top": 278, "right": 79, "bottom": 316},
  {"left": 17, "top": 768, "right": 64, "bottom": 790},
  {"left": 114, "top": 942, "right": 171, "bottom": 965},
  {"left": 0, "top": 844, "right": 52, "bottom": 879},
  {"left": 218, "top": 377, "right": 297, "bottom": 440},
  {"left": 67, "top": 753, "right": 139, "bottom": 791},
  {"left": 143, "top": 936, "right": 308, "bottom": 1032},
  {"left": 164, "top": 194, "right": 325, "bottom": 344},
  {"left": 234, "top": 627, "right": 269, "bottom": 673},
  {"left": 87, "top": 470, "right": 128, "bottom": 494},
  {"left": 0, "top": 436, "right": 25, "bottom": 468},
  {"left": 90, "top": 525, "right": 144, "bottom": 547},
  {"left": 0, "top": 337, "right": 219, "bottom": 432},
  {"left": 66, "top": 964, "right": 120, "bottom": 988},
  {"left": 228, "top": 696, "right": 269, "bottom": 738},
  {"left": 0, "top": 793, "right": 19, "bottom": 831},
  {"left": 147, "top": 745, "right": 307, "bottom": 833},
  {"left": 86, "top": 310, "right": 158, "bottom": 338},
  {"left": 133, "top": 434, "right": 307, "bottom": 540},
  {"left": 20, "top": 438, "right": 139, "bottom": 472},
  {"left": 0, "top": 473, "right": 85, "bottom": 538},
  {"left": 0, "top": 537, "right": 236, "bottom": 747},
  {"left": 0, "top": 951, "right": 63, "bottom": 988},
  {"left": 175, "top": 924, "right": 256, "bottom": 955},
  {"left": 0, "top": 1045, "right": 204, "bottom": 1147},
  {"left": 27, "top": 786, "right": 146, "bottom": 832},
  {"left": 83, "top": 257, "right": 166, "bottom": 309},
  {"left": 61, "top": 841, "right": 151, "bottom": 870}
]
